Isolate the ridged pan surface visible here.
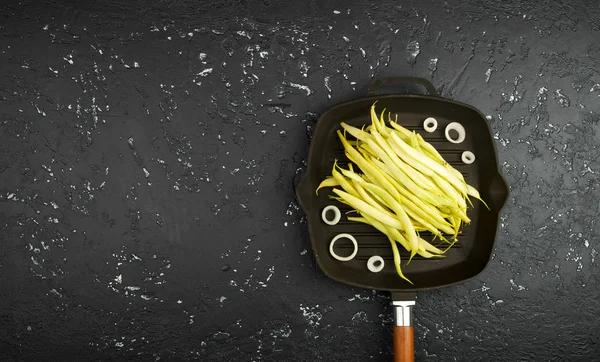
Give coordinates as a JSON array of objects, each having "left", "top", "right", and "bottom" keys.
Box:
[{"left": 296, "top": 94, "right": 509, "bottom": 292}]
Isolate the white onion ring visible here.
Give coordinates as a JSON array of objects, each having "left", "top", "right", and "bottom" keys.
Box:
[
  {"left": 367, "top": 255, "right": 384, "bottom": 273},
  {"left": 321, "top": 205, "right": 341, "bottom": 225},
  {"left": 445, "top": 122, "right": 466, "bottom": 144},
  {"left": 423, "top": 117, "right": 438, "bottom": 133},
  {"left": 329, "top": 233, "right": 358, "bottom": 262},
  {"left": 461, "top": 151, "right": 475, "bottom": 164}
]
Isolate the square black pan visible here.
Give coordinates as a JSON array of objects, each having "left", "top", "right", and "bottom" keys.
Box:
[{"left": 296, "top": 77, "right": 509, "bottom": 293}]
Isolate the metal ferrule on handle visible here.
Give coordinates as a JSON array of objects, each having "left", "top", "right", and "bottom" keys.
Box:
[{"left": 393, "top": 301, "right": 415, "bottom": 326}]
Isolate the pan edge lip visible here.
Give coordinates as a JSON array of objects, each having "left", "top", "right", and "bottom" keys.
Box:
[
  {"left": 312, "top": 256, "right": 496, "bottom": 292},
  {"left": 296, "top": 92, "right": 510, "bottom": 292}
]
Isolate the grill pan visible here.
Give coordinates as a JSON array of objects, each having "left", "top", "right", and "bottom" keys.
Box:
[{"left": 295, "top": 77, "right": 509, "bottom": 361}]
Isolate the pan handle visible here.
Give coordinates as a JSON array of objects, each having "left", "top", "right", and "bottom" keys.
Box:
[
  {"left": 368, "top": 77, "right": 438, "bottom": 97},
  {"left": 394, "top": 326, "right": 414, "bottom": 362},
  {"left": 393, "top": 299, "right": 416, "bottom": 362}
]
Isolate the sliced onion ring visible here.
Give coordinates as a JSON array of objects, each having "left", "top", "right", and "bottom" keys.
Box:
[
  {"left": 367, "top": 255, "right": 384, "bottom": 273},
  {"left": 461, "top": 151, "right": 475, "bottom": 164},
  {"left": 445, "top": 122, "right": 466, "bottom": 144},
  {"left": 329, "top": 233, "right": 358, "bottom": 262},
  {"left": 321, "top": 205, "right": 341, "bottom": 225},
  {"left": 423, "top": 117, "right": 438, "bottom": 133}
]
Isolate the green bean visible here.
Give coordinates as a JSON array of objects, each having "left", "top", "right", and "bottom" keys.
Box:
[
  {"left": 340, "top": 122, "right": 370, "bottom": 141},
  {"left": 389, "top": 132, "right": 468, "bottom": 195},
  {"left": 363, "top": 136, "right": 444, "bottom": 209},
  {"left": 355, "top": 181, "right": 419, "bottom": 256},
  {"left": 332, "top": 189, "right": 405, "bottom": 230},
  {"left": 316, "top": 177, "right": 339, "bottom": 195},
  {"left": 360, "top": 174, "right": 454, "bottom": 236},
  {"left": 337, "top": 131, "right": 401, "bottom": 200}
]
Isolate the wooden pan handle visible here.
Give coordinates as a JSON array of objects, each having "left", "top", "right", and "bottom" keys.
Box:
[
  {"left": 392, "top": 299, "right": 416, "bottom": 362},
  {"left": 393, "top": 326, "right": 414, "bottom": 362}
]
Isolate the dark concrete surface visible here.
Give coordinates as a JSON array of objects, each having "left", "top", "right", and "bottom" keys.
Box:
[{"left": 1, "top": 0, "right": 599, "bottom": 361}]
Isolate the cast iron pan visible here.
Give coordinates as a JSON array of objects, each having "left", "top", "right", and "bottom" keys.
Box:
[{"left": 295, "top": 77, "right": 509, "bottom": 361}]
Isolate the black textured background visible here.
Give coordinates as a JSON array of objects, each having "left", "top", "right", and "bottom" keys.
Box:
[{"left": 1, "top": 0, "right": 599, "bottom": 361}]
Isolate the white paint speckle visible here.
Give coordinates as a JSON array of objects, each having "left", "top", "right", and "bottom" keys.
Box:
[
  {"left": 236, "top": 30, "right": 251, "bottom": 39},
  {"left": 300, "top": 304, "right": 323, "bottom": 332},
  {"left": 509, "top": 279, "right": 526, "bottom": 291},
  {"left": 406, "top": 40, "right": 420, "bottom": 65},
  {"left": 198, "top": 68, "right": 213, "bottom": 77},
  {"left": 324, "top": 76, "right": 332, "bottom": 98},
  {"left": 289, "top": 82, "right": 314, "bottom": 96},
  {"left": 485, "top": 68, "right": 492, "bottom": 83},
  {"left": 352, "top": 311, "right": 368, "bottom": 322},
  {"left": 266, "top": 266, "right": 275, "bottom": 282},
  {"left": 143, "top": 168, "right": 150, "bottom": 178},
  {"left": 114, "top": 274, "right": 122, "bottom": 284}
]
